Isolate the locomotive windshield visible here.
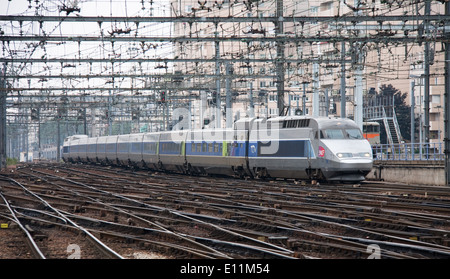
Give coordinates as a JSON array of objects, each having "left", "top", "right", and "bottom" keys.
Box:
[
  {"left": 346, "top": 129, "right": 363, "bottom": 139},
  {"left": 321, "top": 129, "right": 363, "bottom": 139}
]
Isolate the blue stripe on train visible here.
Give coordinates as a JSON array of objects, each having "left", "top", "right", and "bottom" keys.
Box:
[{"left": 248, "top": 140, "right": 315, "bottom": 158}]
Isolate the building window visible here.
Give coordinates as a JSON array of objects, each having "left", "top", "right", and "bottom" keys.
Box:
[
  {"left": 269, "top": 108, "right": 278, "bottom": 116},
  {"left": 269, "top": 94, "right": 277, "bottom": 102},
  {"left": 429, "top": 130, "right": 439, "bottom": 140},
  {"left": 432, "top": 95, "right": 441, "bottom": 104}
]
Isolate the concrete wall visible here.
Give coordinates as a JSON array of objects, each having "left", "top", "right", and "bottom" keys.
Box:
[{"left": 367, "top": 161, "right": 445, "bottom": 186}]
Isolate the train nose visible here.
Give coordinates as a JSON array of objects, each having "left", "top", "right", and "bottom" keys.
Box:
[
  {"left": 324, "top": 158, "right": 373, "bottom": 182},
  {"left": 339, "top": 158, "right": 373, "bottom": 170},
  {"left": 336, "top": 152, "right": 371, "bottom": 159}
]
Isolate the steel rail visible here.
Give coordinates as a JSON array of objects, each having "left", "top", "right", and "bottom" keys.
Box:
[
  {"left": 182, "top": 235, "right": 298, "bottom": 259},
  {"left": 338, "top": 236, "right": 450, "bottom": 258},
  {"left": 44, "top": 165, "right": 420, "bottom": 258},
  {"left": 16, "top": 164, "right": 450, "bottom": 258},
  {"left": 0, "top": 175, "right": 125, "bottom": 259},
  {"left": 57, "top": 211, "right": 226, "bottom": 259},
  {"left": 0, "top": 191, "right": 46, "bottom": 259},
  {"left": 28, "top": 166, "right": 296, "bottom": 257},
  {"left": 6, "top": 205, "right": 218, "bottom": 259},
  {"left": 54, "top": 164, "right": 450, "bottom": 240},
  {"left": 279, "top": 209, "right": 450, "bottom": 256},
  {"left": 19, "top": 167, "right": 234, "bottom": 259}
]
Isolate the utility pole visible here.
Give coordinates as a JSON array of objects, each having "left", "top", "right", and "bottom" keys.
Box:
[
  {"left": 200, "top": 91, "right": 206, "bottom": 129},
  {"left": 354, "top": 42, "right": 364, "bottom": 131},
  {"left": 248, "top": 81, "right": 254, "bottom": 118},
  {"left": 411, "top": 80, "right": 415, "bottom": 144},
  {"left": 0, "top": 63, "right": 6, "bottom": 169},
  {"left": 276, "top": 0, "right": 285, "bottom": 115},
  {"left": 57, "top": 117, "right": 61, "bottom": 162},
  {"left": 215, "top": 28, "right": 221, "bottom": 128},
  {"left": 302, "top": 82, "right": 307, "bottom": 116},
  {"left": 340, "top": 42, "right": 346, "bottom": 118},
  {"left": 312, "top": 61, "right": 319, "bottom": 117},
  {"left": 83, "top": 107, "right": 87, "bottom": 135},
  {"left": 353, "top": 0, "right": 364, "bottom": 129},
  {"left": 248, "top": 64, "right": 254, "bottom": 118},
  {"left": 225, "top": 62, "right": 232, "bottom": 128},
  {"left": 424, "top": 0, "right": 431, "bottom": 143},
  {"left": 445, "top": 0, "right": 450, "bottom": 185}
]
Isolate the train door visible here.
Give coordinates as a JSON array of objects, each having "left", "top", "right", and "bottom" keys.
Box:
[
  {"left": 307, "top": 129, "right": 321, "bottom": 180},
  {"left": 307, "top": 130, "right": 314, "bottom": 171}
]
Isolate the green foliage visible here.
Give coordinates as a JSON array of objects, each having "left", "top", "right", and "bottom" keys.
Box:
[
  {"left": 375, "top": 84, "right": 418, "bottom": 144},
  {"left": 6, "top": 157, "right": 18, "bottom": 166}
]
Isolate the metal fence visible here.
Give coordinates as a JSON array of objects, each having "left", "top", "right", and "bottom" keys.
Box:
[{"left": 372, "top": 142, "right": 444, "bottom": 161}]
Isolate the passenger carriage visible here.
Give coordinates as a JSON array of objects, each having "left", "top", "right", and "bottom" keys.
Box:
[
  {"left": 95, "top": 136, "right": 108, "bottom": 164},
  {"left": 184, "top": 128, "right": 249, "bottom": 177},
  {"left": 128, "top": 133, "right": 145, "bottom": 168},
  {"left": 142, "top": 132, "right": 159, "bottom": 169},
  {"left": 85, "top": 137, "right": 98, "bottom": 163},
  {"left": 158, "top": 131, "right": 186, "bottom": 172},
  {"left": 62, "top": 116, "right": 373, "bottom": 182},
  {"left": 105, "top": 135, "right": 118, "bottom": 165},
  {"left": 247, "top": 117, "right": 316, "bottom": 180}
]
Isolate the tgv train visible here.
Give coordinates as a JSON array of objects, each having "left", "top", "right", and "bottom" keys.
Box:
[{"left": 62, "top": 116, "right": 373, "bottom": 182}]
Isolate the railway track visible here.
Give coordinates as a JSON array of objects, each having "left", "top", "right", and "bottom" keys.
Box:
[
  {"left": 0, "top": 177, "right": 123, "bottom": 259},
  {"left": 1, "top": 162, "right": 450, "bottom": 259}
]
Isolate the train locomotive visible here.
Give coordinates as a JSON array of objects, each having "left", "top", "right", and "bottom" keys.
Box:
[{"left": 62, "top": 116, "right": 373, "bottom": 182}]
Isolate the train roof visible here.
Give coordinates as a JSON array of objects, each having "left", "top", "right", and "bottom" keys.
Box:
[
  {"left": 234, "top": 115, "right": 358, "bottom": 130},
  {"left": 64, "top": 134, "right": 88, "bottom": 142},
  {"left": 315, "top": 117, "right": 358, "bottom": 129}
]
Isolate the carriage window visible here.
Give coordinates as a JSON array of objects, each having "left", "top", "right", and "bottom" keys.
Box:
[
  {"left": 346, "top": 129, "right": 363, "bottom": 139},
  {"left": 322, "top": 129, "right": 345, "bottom": 139}
]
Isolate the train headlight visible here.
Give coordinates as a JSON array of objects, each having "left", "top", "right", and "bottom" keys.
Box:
[
  {"left": 357, "top": 152, "right": 371, "bottom": 158},
  {"left": 336, "top": 153, "right": 352, "bottom": 158}
]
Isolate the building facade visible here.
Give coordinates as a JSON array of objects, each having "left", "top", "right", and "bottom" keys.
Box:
[{"left": 169, "top": 0, "right": 446, "bottom": 144}]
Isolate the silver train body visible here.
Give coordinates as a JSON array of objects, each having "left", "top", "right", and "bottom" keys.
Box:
[{"left": 62, "top": 116, "right": 373, "bottom": 182}]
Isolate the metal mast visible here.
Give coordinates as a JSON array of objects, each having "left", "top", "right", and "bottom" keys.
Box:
[{"left": 276, "top": 0, "right": 285, "bottom": 115}]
